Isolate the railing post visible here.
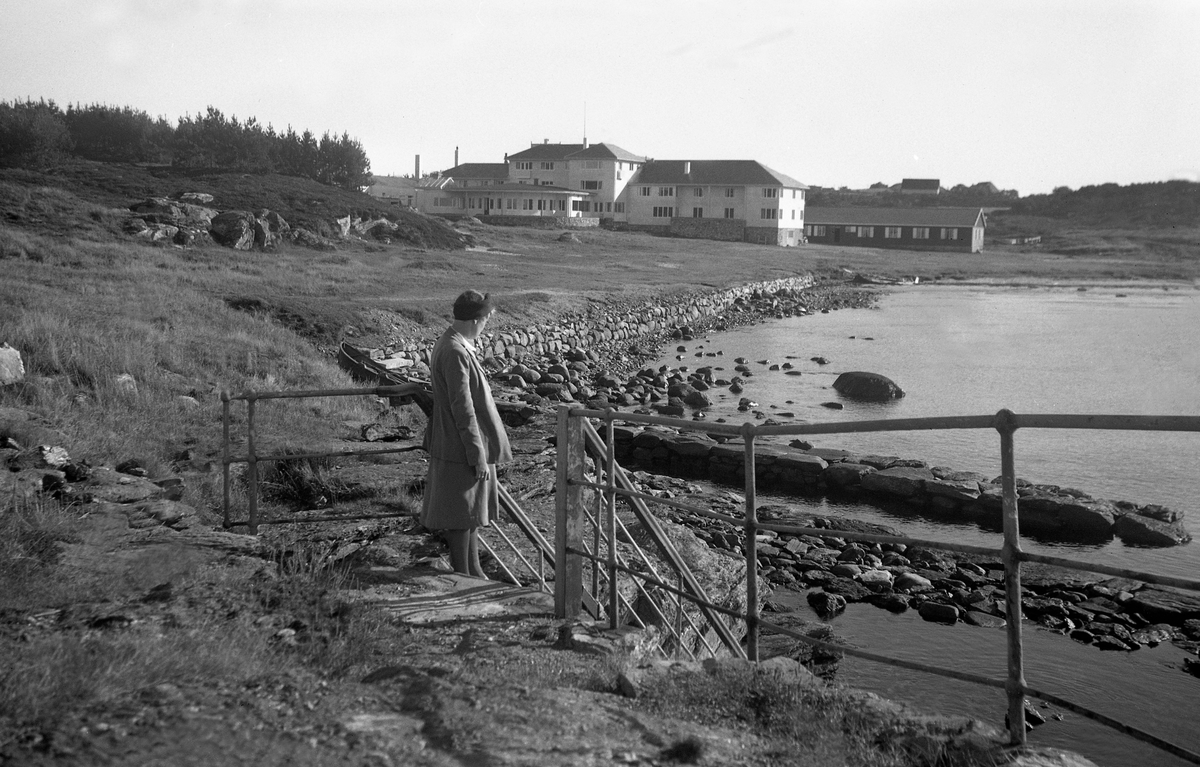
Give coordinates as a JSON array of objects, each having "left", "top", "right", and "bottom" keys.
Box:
[
  {"left": 742, "top": 422, "right": 759, "bottom": 662},
  {"left": 605, "top": 411, "right": 618, "bottom": 630},
  {"left": 555, "top": 405, "right": 585, "bottom": 619},
  {"left": 246, "top": 395, "right": 259, "bottom": 535},
  {"left": 997, "top": 409, "right": 1027, "bottom": 745},
  {"left": 221, "top": 391, "right": 232, "bottom": 528}
]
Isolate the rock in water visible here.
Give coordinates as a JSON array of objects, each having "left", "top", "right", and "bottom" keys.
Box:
[{"left": 832, "top": 371, "right": 905, "bottom": 401}]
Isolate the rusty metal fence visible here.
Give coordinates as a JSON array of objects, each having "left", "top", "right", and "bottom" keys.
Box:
[
  {"left": 219, "top": 385, "right": 555, "bottom": 591},
  {"left": 554, "top": 405, "right": 1200, "bottom": 761}
]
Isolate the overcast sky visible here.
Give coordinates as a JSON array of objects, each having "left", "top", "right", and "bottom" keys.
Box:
[{"left": 3, "top": 0, "right": 1197, "bottom": 195}]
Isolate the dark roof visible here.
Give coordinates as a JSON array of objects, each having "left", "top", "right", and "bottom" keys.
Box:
[
  {"left": 506, "top": 143, "right": 586, "bottom": 161},
  {"left": 443, "top": 163, "right": 508, "bottom": 179},
  {"left": 633, "top": 160, "right": 806, "bottom": 188},
  {"left": 805, "top": 207, "right": 985, "bottom": 227},
  {"left": 900, "top": 178, "right": 941, "bottom": 191},
  {"left": 569, "top": 143, "right": 646, "bottom": 162}
]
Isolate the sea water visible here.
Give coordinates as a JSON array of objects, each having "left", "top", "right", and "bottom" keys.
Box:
[{"left": 652, "top": 282, "right": 1200, "bottom": 766}]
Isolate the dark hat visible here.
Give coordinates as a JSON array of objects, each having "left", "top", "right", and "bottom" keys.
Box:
[{"left": 452, "top": 290, "right": 495, "bottom": 321}]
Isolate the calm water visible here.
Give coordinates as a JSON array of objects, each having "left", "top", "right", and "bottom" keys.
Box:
[{"left": 654, "top": 283, "right": 1200, "bottom": 766}]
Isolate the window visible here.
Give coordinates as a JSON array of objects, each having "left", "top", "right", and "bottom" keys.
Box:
[
  {"left": 522, "top": 199, "right": 534, "bottom": 210},
  {"left": 539, "top": 162, "right": 554, "bottom": 170},
  {"left": 639, "top": 186, "right": 651, "bottom": 196},
  {"left": 657, "top": 186, "right": 674, "bottom": 197},
  {"left": 760, "top": 208, "right": 778, "bottom": 219},
  {"left": 505, "top": 198, "right": 514, "bottom": 209},
  {"left": 606, "top": 202, "right": 612, "bottom": 213},
  {"left": 762, "top": 188, "right": 778, "bottom": 198},
  {"left": 692, "top": 207, "right": 703, "bottom": 218},
  {"left": 724, "top": 208, "right": 735, "bottom": 219},
  {"left": 693, "top": 187, "right": 704, "bottom": 197},
  {"left": 613, "top": 202, "right": 624, "bottom": 213},
  {"left": 941, "top": 227, "right": 960, "bottom": 240},
  {"left": 885, "top": 227, "right": 901, "bottom": 238},
  {"left": 536, "top": 199, "right": 547, "bottom": 211},
  {"left": 652, "top": 206, "right": 674, "bottom": 218},
  {"left": 540, "top": 180, "right": 554, "bottom": 186},
  {"left": 515, "top": 161, "right": 532, "bottom": 170},
  {"left": 792, "top": 189, "right": 797, "bottom": 198},
  {"left": 581, "top": 180, "right": 601, "bottom": 190},
  {"left": 857, "top": 226, "right": 874, "bottom": 237},
  {"left": 913, "top": 227, "right": 930, "bottom": 239},
  {"left": 725, "top": 188, "right": 735, "bottom": 198},
  {"left": 791, "top": 210, "right": 796, "bottom": 220},
  {"left": 808, "top": 225, "right": 826, "bottom": 236}
]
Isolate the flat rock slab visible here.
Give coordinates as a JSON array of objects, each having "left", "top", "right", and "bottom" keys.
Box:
[{"left": 370, "top": 573, "right": 555, "bottom": 624}]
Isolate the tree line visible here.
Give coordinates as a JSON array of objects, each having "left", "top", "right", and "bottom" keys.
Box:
[{"left": 0, "top": 98, "right": 372, "bottom": 190}]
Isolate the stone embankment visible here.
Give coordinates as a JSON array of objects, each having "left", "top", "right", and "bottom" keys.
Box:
[
  {"left": 612, "top": 427, "right": 1191, "bottom": 548},
  {"left": 361, "top": 274, "right": 830, "bottom": 378}
]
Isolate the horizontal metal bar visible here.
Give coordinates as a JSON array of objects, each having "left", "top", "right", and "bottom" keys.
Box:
[
  {"left": 758, "top": 616, "right": 1007, "bottom": 691},
  {"left": 568, "top": 407, "right": 1200, "bottom": 438},
  {"left": 760, "top": 523, "right": 1004, "bottom": 559},
  {"left": 1021, "top": 684, "right": 1200, "bottom": 765},
  {"left": 225, "top": 444, "right": 424, "bottom": 465},
  {"left": 223, "top": 384, "right": 425, "bottom": 402},
  {"left": 1013, "top": 413, "right": 1200, "bottom": 433},
  {"left": 1018, "top": 550, "right": 1200, "bottom": 593},
  {"left": 225, "top": 511, "right": 419, "bottom": 527}
]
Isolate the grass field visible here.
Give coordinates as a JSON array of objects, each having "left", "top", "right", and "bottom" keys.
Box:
[{"left": 0, "top": 166, "right": 1195, "bottom": 765}]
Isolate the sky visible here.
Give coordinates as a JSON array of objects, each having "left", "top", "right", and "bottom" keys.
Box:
[{"left": 2, "top": 0, "right": 1197, "bottom": 196}]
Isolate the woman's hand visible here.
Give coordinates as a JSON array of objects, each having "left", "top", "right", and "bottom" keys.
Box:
[{"left": 474, "top": 464, "right": 491, "bottom": 482}]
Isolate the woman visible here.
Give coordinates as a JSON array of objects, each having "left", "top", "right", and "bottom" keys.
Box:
[{"left": 420, "top": 289, "right": 512, "bottom": 577}]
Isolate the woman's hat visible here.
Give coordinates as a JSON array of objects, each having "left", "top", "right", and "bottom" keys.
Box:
[{"left": 452, "top": 290, "right": 495, "bottom": 321}]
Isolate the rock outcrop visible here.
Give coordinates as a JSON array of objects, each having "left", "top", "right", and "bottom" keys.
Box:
[{"left": 832, "top": 371, "right": 905, "bottom": 401}]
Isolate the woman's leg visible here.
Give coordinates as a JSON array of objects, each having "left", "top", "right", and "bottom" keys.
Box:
[
  {"left": 445, "top": 529, "right": 471, "bottom": 574},
  {"left": 467, "top": 529, "right": 487, "bottom": 578}
]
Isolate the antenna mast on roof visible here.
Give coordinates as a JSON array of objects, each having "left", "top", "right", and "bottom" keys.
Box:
[{"left": 583, "top": 101, "right": 587, "bottom": 149}]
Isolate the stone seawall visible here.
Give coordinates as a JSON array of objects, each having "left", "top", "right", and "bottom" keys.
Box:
[
  {"left": 369, "top": 275, "right": 818, "bottom": 372},
  {"left": 611, "top": 425, "right": 1192, "bottom": 548}
]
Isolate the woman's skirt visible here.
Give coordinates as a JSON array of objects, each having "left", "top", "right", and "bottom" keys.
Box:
[{"left": 419, "top": 457, "right": 497, "bottom": 530}]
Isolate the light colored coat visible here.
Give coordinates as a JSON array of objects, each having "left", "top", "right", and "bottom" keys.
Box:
[{"left": 422, "top": 327, "right": 512, "bottom": 468}]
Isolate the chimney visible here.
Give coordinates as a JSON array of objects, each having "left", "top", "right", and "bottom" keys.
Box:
[
  {"left": 684, "top": 161, "right": 691, "bottom": 175},
  {"left": 454, "top": 146, "right": 459, "bottom": 167},
  {"left": 583, "top": 136, "right": 589, "bottom": 149},
  {"left": 544, "top": 138, "right": 549, "bottom": 144},
  {"left": 415, "top": 154, "right": 420, "bottom": 178}
]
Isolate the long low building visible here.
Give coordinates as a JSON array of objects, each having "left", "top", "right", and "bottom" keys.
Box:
[{"left": 804, "top": 206, "right": 986, "bottom": 252}]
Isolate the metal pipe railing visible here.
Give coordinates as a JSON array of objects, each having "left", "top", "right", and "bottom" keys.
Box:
[{"left": 554, "top": 405, "right": 1200, "bottom": 760}]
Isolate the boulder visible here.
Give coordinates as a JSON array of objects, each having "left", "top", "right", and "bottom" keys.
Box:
[
  {"left": 807, "top": 591, "right": 847, "bottom": 618},
  {"left": 832, "top": 371, "right": 905, "bottom": 401},
  {"left": 860, "top": 466, "right": 934, "bottom": 497},
  {"left": 918, "top": 602, "right": 960, "bottom": 625},
  {"left": 209, "top": 211, "right": 257, "bottom": 250},
  {"left": 1113, "top": 513, "right": 1192, "bottom": 546},
  {"left": 823, "top": 462, "right": 875, "bottom": 486},
  {"left": 1125, "top": 587, "right": 1200, "bottom": 623},
  {"left": 0, "top": 343, "right": 24, "bottom": 385}
]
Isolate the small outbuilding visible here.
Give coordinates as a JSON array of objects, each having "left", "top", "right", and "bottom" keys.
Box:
[{"left": 804, "top": 206, "right": 986, "bottom": 253}]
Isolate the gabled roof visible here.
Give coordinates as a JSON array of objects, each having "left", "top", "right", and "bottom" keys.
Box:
[
  {"left": 900, "top": 178, "right": 941, "bottom": 191},
  {"left": 442, "top": 163, "right": 508, "bottom": 180},
  {"left": 506, "top": 143, "right": 586, "bottom": 161},
  {"left": 417, "top": 181, "right": 588, "bottom": 196},
  {"left": 633, "top": 160, "right": 806, "bottom": 189},
  {"left": 805, "top": 207, "right": 985, "bottom": 228},
  {"left": 569, "top": 143, "right": 646, "bottom": 162}
]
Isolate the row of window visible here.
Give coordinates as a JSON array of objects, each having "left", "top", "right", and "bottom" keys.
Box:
[
  {"left": 638, "top": 186, "right": 801, "bottom": 199},
  {"left": 804, "top": 225, "right": 963, "bottom": 239},
  {"left": 572, "top": 201, "right": 624, "bottom": 213},
  {"left": 511, "top": 160, "right": 639, "bottom": 172}
]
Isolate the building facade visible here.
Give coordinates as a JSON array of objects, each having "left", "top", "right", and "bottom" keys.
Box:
[
  {"left": 413, "top": 139, "right": 807, "bottom": 245},
  {"left": 803, "top": 206, "right": 986, "bottom": 253}
]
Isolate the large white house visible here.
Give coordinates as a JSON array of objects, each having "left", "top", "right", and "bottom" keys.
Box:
[{"left": 414, "top": 139, "right": 807, "bottom": 246}]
